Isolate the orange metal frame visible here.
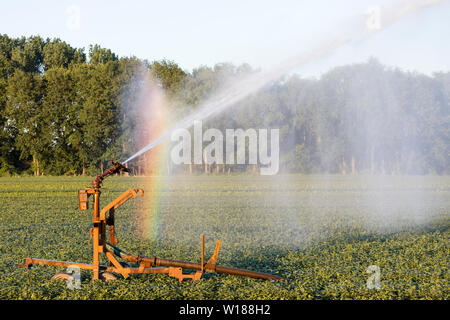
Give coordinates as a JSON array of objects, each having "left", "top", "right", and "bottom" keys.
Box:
[
  {"left": 16, "top": 162, "right": 285, "bottom": 282},
  {"left": 16, "top": 186, "right": 223, "bottom": 282}
]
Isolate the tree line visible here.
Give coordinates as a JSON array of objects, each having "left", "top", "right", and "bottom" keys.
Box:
[{"left": 0, "top": 34, "right": 448, "bottom": 176}]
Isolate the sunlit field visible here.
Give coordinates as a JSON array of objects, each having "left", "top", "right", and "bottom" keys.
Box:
[{"left": 0, "top": 175, "right": 448, "bottom": 300}]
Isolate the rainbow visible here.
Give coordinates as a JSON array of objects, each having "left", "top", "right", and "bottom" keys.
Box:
[{"left": 132, "top": 72, "right": 170, "bottom": 241}]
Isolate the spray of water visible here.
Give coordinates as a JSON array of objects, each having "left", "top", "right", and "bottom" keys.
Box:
[
  {"left": 119, "top": 0, "right": 449, "bottom": 247},
  {"left": 123, "top": 0, "right": 448, "bottom": 165}
]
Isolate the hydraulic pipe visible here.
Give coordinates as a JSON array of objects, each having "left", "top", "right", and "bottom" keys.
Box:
[
  {"left": 92, "top": 161, "right": 130, "bottom": 188},
  {"left": 105, "top": 243, "right": 285, "bottom": 281},
  {"left": 155, "top": 257, "right": 284, "bottom": 281}
]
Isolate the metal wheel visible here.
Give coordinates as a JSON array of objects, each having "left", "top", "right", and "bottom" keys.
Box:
[
  {"left": 51, "top": 272, "right": 75, "bottom": 282},
  {"left": 99, "top": 272, "right": 118, "bottom": 282}
]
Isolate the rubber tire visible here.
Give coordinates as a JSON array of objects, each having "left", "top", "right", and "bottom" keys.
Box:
[
  {"left": 99, "top": 272, "right": 118, "bottom": 282},
  {"left": 51, "top": 272, "right": 75, "bottom": 282}
]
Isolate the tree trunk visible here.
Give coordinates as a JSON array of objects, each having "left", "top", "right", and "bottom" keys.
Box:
[
  {"left": 370, "top": 146, "right": 375, "bottom": 174},
  {"left": 341, "top": 157, "right": 347, "bottom": 175},
  {"left": 203, "top": 149, "right": 208, "bottom": 174},
  {"left": 351, "top": 156, "right": 356, "bottom": 175},
  {"left": 35, "top": 157, "right": 40, "bottom": 176},
  {"left": 137, "top": 156, "right": 141, "bottom": 175}
]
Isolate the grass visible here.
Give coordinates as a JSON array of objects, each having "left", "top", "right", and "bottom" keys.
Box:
[{"left": 0, "top": 174, "right": 448, "bottom": 299}]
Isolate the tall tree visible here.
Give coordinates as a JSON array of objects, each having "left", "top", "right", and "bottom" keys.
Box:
[
  {"left": 88, "top": 44, "right": 118, "bottom": 65},
  {"left": 150, "top": 59, "right": 187, "bottom": 97},
  {"left": 11, "top": 36, "right": 44, "bottom": 74},
  {"left": 72, "top": 61, "right": 121, "bottom": 174},
  {"left": 5, "top": 70, "right": 47, "bottom": 175},
  {"left": 42, "top": 67, "right": 80, "bottom": 174},
  {"left": 43, "top": 38, "right": 85, "bottom": 70}
]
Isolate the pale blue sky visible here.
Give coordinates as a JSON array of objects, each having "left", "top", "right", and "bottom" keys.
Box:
[{"left": 1, "top": 0, "right": 449, "bottom": 77}]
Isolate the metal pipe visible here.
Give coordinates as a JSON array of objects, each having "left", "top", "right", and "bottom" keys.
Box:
[
  {"left": 154, "top": 257, "right": 285, "bottom": 281},
  {"left": 105, "top": 243, "right": 286, "bottom": 281}
]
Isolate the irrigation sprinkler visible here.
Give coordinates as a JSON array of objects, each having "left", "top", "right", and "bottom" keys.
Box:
[{"left": 15, "top": 161, "right": 285, "bottom": 283}]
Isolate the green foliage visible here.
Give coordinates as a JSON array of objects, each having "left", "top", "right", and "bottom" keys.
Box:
[
  {"left": 282, "top": 145, "right": 313, "bottom": 173},
  {"left": 0, "top": 175, "right": 448, "bottom": 299},
  {"left": 10, "top": 36, "right": 44, "bottom": 74},
  {"left": 5, "top": 69, "right": 47, "bottom": 175},
  {"left": 0, "top": 34, "right": 448, "bottom": 175},
  {"left": 150, "top": 59, "right": 187, "bottom": 97},
  {"left": 43, "top": 39, "right": 85, "bottom": 70},
  {"left": 0, "top": 158, "right": 16, "bottom": 176},
  {"left": 88, "top": 44, "right": 118, "bottom": 65}
]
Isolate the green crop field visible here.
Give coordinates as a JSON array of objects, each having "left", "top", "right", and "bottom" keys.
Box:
[{"left": 0, "top": 175, "right": 448, "bottom": 300}]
